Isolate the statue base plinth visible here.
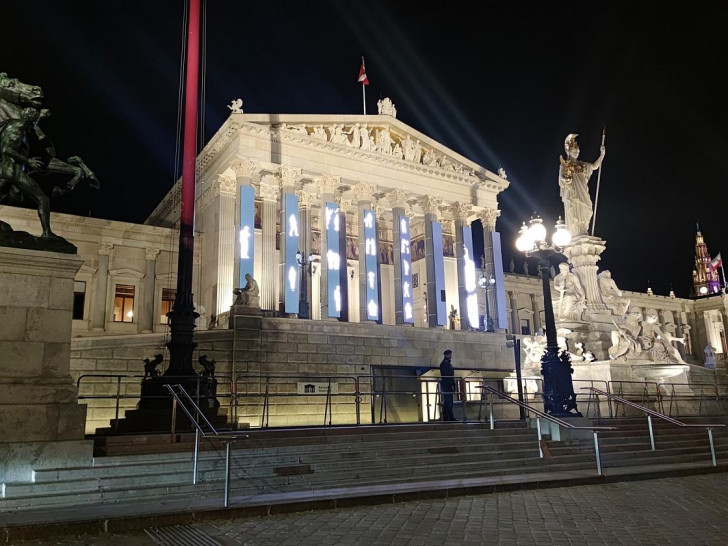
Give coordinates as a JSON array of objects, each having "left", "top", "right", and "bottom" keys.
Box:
[{"left": 0, "top": 247, "right": 91, "bottom": 482}]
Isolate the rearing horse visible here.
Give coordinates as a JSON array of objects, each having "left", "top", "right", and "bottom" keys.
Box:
[{"left": 0, "top": 72, "right": 100, "bottom": 198}]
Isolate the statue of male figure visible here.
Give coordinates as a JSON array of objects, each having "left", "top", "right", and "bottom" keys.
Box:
[
  {"left": 0, "top": 107, "right": 56, "bottom": 238},
  {"left": 559, "top": 133, "right": 605, "bottom": 236}
]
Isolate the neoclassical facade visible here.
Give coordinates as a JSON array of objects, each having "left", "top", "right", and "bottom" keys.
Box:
[{"left": 2, "top": 108, "right": 726, "bottom": 367}]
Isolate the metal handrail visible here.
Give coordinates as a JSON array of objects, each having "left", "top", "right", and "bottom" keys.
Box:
[
  {"left": 164, "top": 384, "right": 248, "bottom": 507},
  {"left": 480, "top": 385, "right": 616, "bottom": 475},
  {"left": 582, "top": 387, "right": 725, "bottom": 467}
]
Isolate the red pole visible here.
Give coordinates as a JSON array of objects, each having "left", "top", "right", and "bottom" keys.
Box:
[{"left": 166, "top": 0, "right": 200, "bottom": 377}]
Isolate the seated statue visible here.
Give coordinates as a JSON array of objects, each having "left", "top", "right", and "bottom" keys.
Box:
[
  {"left": 598, "top": 270, "right": 630, "bottom": 317},
  {"left": 234, "top": 273, "right": 260, "bottom": 308},
  {"left": 553, "top": 262, "right": 586, "bottom": 321}
]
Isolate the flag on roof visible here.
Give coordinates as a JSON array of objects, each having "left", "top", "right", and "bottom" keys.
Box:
[
  {"left": 357, "top": 57, "right": 369, "bottom": 86},
  {"left": 711, "top": 252, "right": 722, "bottom": 269}
]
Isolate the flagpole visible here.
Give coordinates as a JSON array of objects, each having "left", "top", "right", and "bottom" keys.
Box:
[
  {"left": 362, "top": 83, "right": 366, "bottom": 115},
  {"left": 590, "top": 126, "right": 606, "bottom": 237}
]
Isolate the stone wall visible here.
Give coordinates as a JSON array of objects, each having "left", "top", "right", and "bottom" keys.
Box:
[{"left": 70, "top": 318, "right": 515, "bottom": 432}]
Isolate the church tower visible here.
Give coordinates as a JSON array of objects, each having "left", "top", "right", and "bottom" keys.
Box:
[{"left": 692, "top": 223, "right": 721, "bottom": 296}]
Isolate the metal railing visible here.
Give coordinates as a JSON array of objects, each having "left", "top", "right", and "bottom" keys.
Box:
[
  {"left": 164, "top": 384, "right": 249, "bottom": 507},
  {"left": 582, "top": 387, "right": 725, "bottom": 467},
  {"left": 657, "top": 382, "right": 726, "bottom": 417},
  {"left": 233, "top": 373, "right": 360, "bottom": 428},
  {"left": 76, "top": 373, "right": 235, "bottom": 431},
  {"left": 480, "top": 384, "right": 617, "bottom": 475}
]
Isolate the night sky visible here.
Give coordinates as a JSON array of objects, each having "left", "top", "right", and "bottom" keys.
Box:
[{"left": 2, "top": 1, "right": 728, "bottom": 298}]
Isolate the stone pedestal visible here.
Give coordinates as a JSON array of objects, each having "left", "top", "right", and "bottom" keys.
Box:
[
  {"left": 0, "top": 247, "right": 92, "bottom": 482},
  {"left": 563, "top": 235, "right": 607, "bottom": 312}
]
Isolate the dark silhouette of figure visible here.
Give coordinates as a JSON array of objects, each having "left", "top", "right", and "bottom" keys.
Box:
[
  {"left": 143, "top": 354, "right": 164, "bottom": 378},
  {"left": 439, "top": 349, "right": 456, "bottom": 422},
  {"left": 198, "top": 355, "right": 216, "bottom": 379}
]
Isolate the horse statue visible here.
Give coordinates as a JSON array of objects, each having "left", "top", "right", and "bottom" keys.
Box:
[{"left": 0, "top": 72, "right": 99, "bottom": 250}]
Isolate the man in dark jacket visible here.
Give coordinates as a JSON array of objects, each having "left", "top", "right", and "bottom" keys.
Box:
[{"left": 439, "top": 349, "right": 456, "bottom": 421}]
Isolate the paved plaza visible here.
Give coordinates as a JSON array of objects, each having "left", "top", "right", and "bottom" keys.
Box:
[{"left": 10, "top": 474, "right": 728, "bottom": 545}]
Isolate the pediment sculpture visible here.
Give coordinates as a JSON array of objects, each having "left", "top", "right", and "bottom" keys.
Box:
[{"left": 274, "top": 121, "right": 477, "bottom": 176}]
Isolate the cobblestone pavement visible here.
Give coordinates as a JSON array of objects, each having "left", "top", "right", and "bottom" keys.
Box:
[{"left": 11, "top": 474, "right": 728, "bottom": 545}]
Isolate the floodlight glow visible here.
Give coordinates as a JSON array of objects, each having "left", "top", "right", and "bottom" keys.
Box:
[
  {"left": 527, "top": 215, "right": 546, "bottom": 244},
  {"left": 288, "top": 266, "right": 297, "bottom": 291},
  {"left": 515, "top": 222, "right": 532, "bottom": 252},
  {"left": 334, "top": 285, "right": 342, "bottom": 312},
  {"left": 466, "top": 294, "right": 479, "bottom": 328},
  {"left": 327, "top": 250, "right": 340, "bottom": 270},
  {"left": 288, "top": 214, "right": 299, "bottom": 237},
  {"left": 239, "top": 226, "right": 251, "bottom": 259}
]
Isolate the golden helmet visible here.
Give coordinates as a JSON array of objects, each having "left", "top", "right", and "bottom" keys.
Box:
[{"left": 564, "top": 133, "right": 579, "bottom": 152}]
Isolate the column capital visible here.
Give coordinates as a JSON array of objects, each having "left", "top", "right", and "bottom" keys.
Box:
[
  {"left": 477, "top": 207, "right": 501, "bottom": 229},
  {"left": 277, "top": 165, "right": 303, "bottom": 187},
  {"left": 230, "top": 157, "right": 260, "bottom": 179},
  {"left": 339, "top": 197, "right": 354, "bottom": 213},
  {"left": 98, "top": 243, "right": 114, "bottom": 256},
  {"left": 351, "top": 182, "right": 377, "bottom": 203},
  {"left": 388, "top": 189, "right": 409, "bottom": 209},
  {"left": 260, "top": 174, "right": 280, "bottom": 201},
  {"left": 296, "top": 189, "right": 317, "bottom": 209},
  {"left": 145, "top": 248, "right": 161, "bottom": 261},
  {"left": 451, "top": 201, "right": 472, "bottom": 221},
  {"left": 419, "top": 196, "right": 442, "bottom": 215},
  {"left": 217, "top": 171, "right": 237, "bottom": 196},
  {"left": 314, "top": 175, "right": 342, "bottom": 195}
]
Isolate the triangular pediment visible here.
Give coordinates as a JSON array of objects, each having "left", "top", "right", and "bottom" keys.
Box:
[{"left": 235, "top": 113, "right": 501, "bottom": 182}]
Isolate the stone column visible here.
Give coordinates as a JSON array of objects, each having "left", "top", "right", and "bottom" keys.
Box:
[
  {"left": 453, "top": 202, "right": 473, "bottom": 330},
  {"left": 530, "top": 293, "right": 541, "bottom": 333},
  {"left": 260, "top": 175, "right": 279, "bottom": 311},
  {"left": 277, "top": 166, "right": 302, "bottom": 313},
  {"left": 479, "top": 207, "right": 501, "bottom": 328},
  {"left": 216, "top": 172, "right": 237, "bottom": 316},
  {"left": 562, "top": 236, "right": 608, "bottom": 314},
  {"left": 317, "top": 175, "right": 341, "bottom": 319},
  {"left": 353, "top": 183, "right": 377, "bottom": 322},
  {"left": 297, "top": 187, "right": 316, "bottom": 315},
  {"left": 90, "top": 243, "right": 113, "bottom": 331},
  {"left": 338, "top": 197, "right": 352, "bottom": 322},
  {"left": 509, "top": 290, "right": 520, "bottom": 335},
  {"left": 139, "top": 247, "right": 160, "bottom": 333},
  {"left": 390, "top": 190, "right": 409, "bottom": 325},
  {"left": 231, "top": 158, "right": 261, "bottom": 288},
  {"left": 421, "top": 196, "right": 442, "bottom": 328}
]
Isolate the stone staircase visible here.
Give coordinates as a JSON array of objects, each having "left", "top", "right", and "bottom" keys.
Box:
[
  {"left": 0, "top": 422, "right": 590, "bottom": 514},
  {"left": 2, "top": 417, "right": 728, "bottom": 522}
]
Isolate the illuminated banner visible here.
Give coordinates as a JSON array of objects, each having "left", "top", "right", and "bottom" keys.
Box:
[
  {"left": 325, "top": 201, "right": 341, "bottom": 318},
  {"left": 431, "top": 221, "right": 447, "bottom": 326},
  {"left": 462, "top": 225, "right": 479, "bottom": 329},
  {"left": 491, "top": 231, "right": 508, "bottom": 330},
  {"left": 363, "top": 209, "right": 379, "bottom": 320},
  {"left": 284, "top": 193, "right": 300, "bottom": 313},
  {"left": 238, "top": 185, "right": 255, "bottom": 287},
  {"left": 400, "top": 216, "right": 414, "bottom": 323}
]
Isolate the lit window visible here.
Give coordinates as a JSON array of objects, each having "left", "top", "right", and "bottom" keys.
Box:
[
  {"left": 73, "top": 281, "right": 86, "bottom": 320},
  {"left": 113, "top": 284, "right": 135, "bottom": 323},
  {"left": 160, "top": 288, "right": 176, "bottom": 324}
]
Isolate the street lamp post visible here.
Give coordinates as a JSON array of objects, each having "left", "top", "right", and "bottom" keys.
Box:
[
  {"left": 296, "top": 250, "right": 313, "bottom": 319},
  {"left": 478, "top": 258, "right": 495, "bottom": 332},
  {"left": 515, "top": 214, "right": 581, "bottom": 417}
]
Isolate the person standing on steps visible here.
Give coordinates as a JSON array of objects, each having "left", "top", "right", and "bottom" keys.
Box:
[{"left": 439, "top": 349, "right": 456, "bottom": 422}]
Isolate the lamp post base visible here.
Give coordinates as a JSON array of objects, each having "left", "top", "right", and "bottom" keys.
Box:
[
  {"left": 541, "top": 350, "right": 582, "bottom": 417},
  {"left": 298, "top": 300, "right": 310, "bottom": 319}
]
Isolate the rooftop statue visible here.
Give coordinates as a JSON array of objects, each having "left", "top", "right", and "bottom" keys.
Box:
[
  {"left": 0, "top": 72, "right": 99, "bottom": 253},
  {"left": 227, "top": 98, "right": 243, "bottom": 114},
  {"left": 558, "top": 133, "right": 605, "bottom": 236}
]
